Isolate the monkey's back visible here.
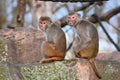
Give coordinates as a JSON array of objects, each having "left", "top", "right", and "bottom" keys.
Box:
[
  {"left": 44, "top": 24, "right": 66, "bottom": 57},
  {"left": 76, "top": 20, "right": 99, "bottom": 59}
]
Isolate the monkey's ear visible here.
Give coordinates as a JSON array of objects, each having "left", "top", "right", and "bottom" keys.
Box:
[{"left": 49, "top": 19, "right": 53, "bottom": 23}]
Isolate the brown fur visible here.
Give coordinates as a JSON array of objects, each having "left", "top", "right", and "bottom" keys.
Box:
[
  {"left": 39, "top": 16, "right": 66, "bottom": 63},
  {"left": 68, "top": 13, "right": 101, "bottom": 79},
  {"left": 39, "top": 16, "right": 51, "bottom": 22}
]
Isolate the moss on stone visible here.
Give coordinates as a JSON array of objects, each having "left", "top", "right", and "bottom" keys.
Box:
[
  {"left": 20, "top": 61, "right": 77, "bottom": 80},
  {"left": 0, "top": 56, "right": 119, "bottom": 80},
  {"left": 96, "top": 61, "right": 120, "bottom": 80},
  {"left": 0, "top": 40, "right": 8, "bottom": 62}
]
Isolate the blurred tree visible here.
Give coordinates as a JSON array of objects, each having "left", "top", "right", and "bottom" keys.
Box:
[
  {"left": 16, "top": 0, "right": 26, "bottom": 27},
  {"left": 11, "top": 4, "right": 18, "bottom": 25},
  {"left": 0, "top": 0, "right": 6, "bottom": 29},
  {"left": 117, "top": 17, "right": 120, "bottom": 47},
  {"left": 31, "top": 1, "right": 53, "bottom": 28}
]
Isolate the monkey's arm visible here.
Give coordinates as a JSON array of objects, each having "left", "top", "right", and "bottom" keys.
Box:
[
  {"left": 46, "top": 32, "right": 56, "bottom": 50},
  {"left": 73, "top": 34, "right": 91, "bottom": 53}
]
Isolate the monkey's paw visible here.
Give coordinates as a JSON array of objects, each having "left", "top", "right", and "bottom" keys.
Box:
[
  {"left": 40, "top": 59, "right": 54, "bottom": 64},
  {"left": 39, "top": 59, "right": 47, "bottom": 64}
]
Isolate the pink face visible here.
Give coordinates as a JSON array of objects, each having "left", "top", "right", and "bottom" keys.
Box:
[
  {"left": 68, "top": 15, "right": 77, "bottom": 26},
  {"left": 40, "top": 21, "right": 46, "bottom": 31}
]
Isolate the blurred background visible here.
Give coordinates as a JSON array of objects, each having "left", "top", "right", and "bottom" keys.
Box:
[{"left": 0, "top": 0, "right": 120, "bottom": 53}]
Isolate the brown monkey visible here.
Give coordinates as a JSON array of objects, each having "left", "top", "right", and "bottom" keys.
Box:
[
  {"left": 39, "top": 16, "right": 66, "bottom": 63},
  {"left": 67, "top": 12, "right": 101, "bottom": 79}
]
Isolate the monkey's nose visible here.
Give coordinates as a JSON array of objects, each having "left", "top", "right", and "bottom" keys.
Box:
[{"left": 69, "top": 21, "right": 74, "bottom": 25}]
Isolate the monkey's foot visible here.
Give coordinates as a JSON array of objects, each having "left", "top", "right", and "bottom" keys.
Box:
[
  {"left": 40, "top": 57, "right": 64, "bottom": 64},
  {"left": 40, "top": 59, "right": 54, "bottom": 64},
  {"left": 75, "top": 52, "right": 81, "bottom": 58}
]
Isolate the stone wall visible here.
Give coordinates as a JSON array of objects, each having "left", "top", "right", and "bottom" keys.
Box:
[
  {"left": 0, "top": 28, "right": 45, "bottom": 64},
  {"left": 0, "top": 28, "right": 120, "bottom": 80},
  {"left": 0, "top": 59, "right": 120, "bottom": 80}
]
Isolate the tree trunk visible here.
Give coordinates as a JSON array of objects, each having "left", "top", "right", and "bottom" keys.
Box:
[
  {"left": 0, "top": 0, "right": 6, "bottom": 29},
  {"left": 17, "top": 0, "right": 26, "bottom": 27}
]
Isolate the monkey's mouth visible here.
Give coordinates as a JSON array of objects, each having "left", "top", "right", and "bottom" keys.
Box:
[
  {"left": 41, "top": 26, "right": 46, "bottom": 31},
  {"left": 69, "top": 21, "right": 74, "bottom": 26}
]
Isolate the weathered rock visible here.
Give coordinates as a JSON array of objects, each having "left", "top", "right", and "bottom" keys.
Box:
[
  {"left": 0, "top": 28, "right": 120, "bottom": 80},
  {"left": 20, "top": 59, "right": 97, "bottom": 80},
  {"left": 0, "top": 28, "right": 45, "bottom": 64},
  {"left": 96, "top": 60, "right": 120, "bottom": 80},
  {"left": 97, "top": 51, "right": 120, "bottom": 63},
  {"left": 0, "top": 37, "right": 8, "bottom": 62},
  {"left": 0, "top": 59, "right": 120, "bottom": 80},
  {"left": 0, "top": 63, "right": 12, "bottom": 80}
]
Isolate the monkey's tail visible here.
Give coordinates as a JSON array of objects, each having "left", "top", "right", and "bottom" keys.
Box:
[{"left": 89, "top": 59, "right": 102, "bottom": 79}]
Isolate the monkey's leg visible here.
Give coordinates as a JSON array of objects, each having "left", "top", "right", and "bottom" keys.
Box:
[
  {"left": 88, "top": 58, "right": 102, "bottom": 79},
  {"left": 40, "top": 57, "right": 64, "bottom": 63},
  {"left": 74, "top": 51, "right": 81, "bottom": 58}
]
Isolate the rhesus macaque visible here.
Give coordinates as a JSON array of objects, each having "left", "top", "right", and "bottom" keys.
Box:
[
  {"left": 39, "top": 16, "right": 66, "bottom": 63},
  {"left": 67, "top": 12, "right": 101, "bottom": 79}
]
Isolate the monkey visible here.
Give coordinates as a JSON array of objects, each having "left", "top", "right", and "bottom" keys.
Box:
[
  {"left": 67, "top": 12, "right": 102, "bottom": 79},
  {"left": 39, "top": 16, "right": 66, "bottom": 63}
]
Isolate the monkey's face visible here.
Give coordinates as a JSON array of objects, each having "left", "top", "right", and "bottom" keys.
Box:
[
  {"left": 68, "top": 15, "right": 77, "bottom": 26},
  {"left": 40, "top": 21, "right": 47, "bottom": 31}
]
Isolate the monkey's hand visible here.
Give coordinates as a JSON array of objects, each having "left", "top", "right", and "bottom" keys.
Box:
[
  {"left": 73, "top": 46, "right": 80, "bottom": 54},
  {"left": 73, "top": 49, "right": 80, "bottom": 58},
  {"left": 72, "top": 37, "right": 81, "bottom": 54}
]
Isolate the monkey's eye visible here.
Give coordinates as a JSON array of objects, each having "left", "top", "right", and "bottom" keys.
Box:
[
  {"left": 41, "top": 21, "right": 46, "bottom": 24},
  {"left": 72, "top": 17, "right": 75, "bottom": 19},
  {"left": 68, "top": 16, "right": 70, "bottom": 19},
  {"left": 43, "top": 22, "right": 46, "bottom": 24}
]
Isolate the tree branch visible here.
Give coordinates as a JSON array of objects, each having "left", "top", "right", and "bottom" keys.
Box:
[
  {"left": 37, "top": 0, "right": 108, "bottom": 2},
  {"left": 55, "top": 2, "right": 95, "bottom": 27},
  {"left": 58, "top": 6, "right": 120, "bottom": 27},
  {"left": 16, "top": 0, "right": 26, "bottom": 27},
  {"left": 88, "top": 6, "right": 120, "bottom": 23}
]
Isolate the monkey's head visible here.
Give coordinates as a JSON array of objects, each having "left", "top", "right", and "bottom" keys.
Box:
[
  {"left": 39, "top": 16, "right": 52, "bottom": 31},
  {"left": 68, "top": 12, "right": 81, "bottom": 26}
]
